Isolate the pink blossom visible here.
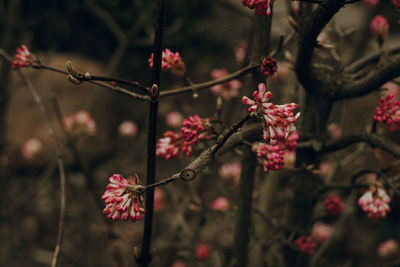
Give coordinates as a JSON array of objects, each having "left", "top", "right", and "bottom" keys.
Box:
[
  {"left": 312, "top": 222, "right": 333, "bottom": 243},
  {"left": 378, "top": 239, "right": 399, "bottom": 257},
  {"left": 373, "top": 94, "right": 400, "bottom": 131},
  {"left": 148, "top": 48, "right": 186, "bottom": 77},
  {"left": 219, "top": 162, "right": 241, "bottom": 180},
  {"left": 195, "top": 243, "right": 211, "bottom": 260},
  {"left": 261, "top": 56, "right": 277, "bottom": 77},
  {"left": 370, "top": 15, "right": 389, "bottom": 41},
  {"left": 363, "top": 0, "right": 379, "bottom": 7},
  {"left": 327, "top": 123, "right": 342, "bottom": 140},
  {"left": 394, "top": 0, "right": 400, "bottom": 11},
  {"left": 319, "top": 161, "right": 333, "bottom": 177},
  {"left": 294, "top": 236, "right": 317, "bottom": 255},
  {"left": 234, "top": 40, "right": 248, "bottom": 64},
  {"left": 323, "top": 194, "right": 344, "bottom": 216},
  {"left": 252, "top": 142, "right": 285, "bottom": 173},
  {"left": 209, "top": 68, "right": 242, "bottom": 100},
  {"left": 358, "top": 185, "right": 391, "bottom": 219},
  {"left": 156, "top": 115, "right": 211, "bottom": 159},
  {"left": 63, "top": 110, "right": 96, "bottom": 136},
  {"left": 118, "top": 120, "right": 138, "bottom": 137},
  {"left": 166, "top": 111, "right": 183, "bottom": 127},
  {"left": 12, "top": 45, "right": 33, "bottom": 69},
  {"left": 284, "top": 130, "right": 299, "bottom": 151},
  {"left": 154, "top": 187, "right": 166, "bottom": 212},
  {"left": 241, "top": 0, "right": 273, "bottom": 16},
  {"left": 102, "top": 174, "right": 145, "bottom": 221},
  {"left": 381, "top": 82, "right": 399, "bottom": 98},
  {"left": 211, "top": 197, "right": 231, "bottom": 211},
  {"left": 21, "top": 138, "right": 43, "bottom": 159},
  {"left": 171, "top": 261, "right": 187, "bottom": 267},
  {"left": 242, "top": 83, "right": 300, "bottom": 145},
  {"left": 283, "top": 150, "right": 296, "bottom": 168}
]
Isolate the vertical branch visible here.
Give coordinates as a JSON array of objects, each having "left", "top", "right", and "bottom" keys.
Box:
[
  {"left": 139, "top": 0, "right": 167, "bottom": 266},
  {"left": 14, "top": 70, "right": 66, "bottom": 267}
]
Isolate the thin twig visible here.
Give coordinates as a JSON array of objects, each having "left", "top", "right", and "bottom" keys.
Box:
[
  {"left": 0, "top": 49, "right": 67, "bottom": 267},
  {"left": 160, "top": 65, "right": 259, "bottom": 97}
]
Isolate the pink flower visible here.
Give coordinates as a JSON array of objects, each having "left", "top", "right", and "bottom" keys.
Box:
[
  {"left": 166, "top": 111, "right": 183, "bottom": 128},
  {"left": 261, "top": 56, "right": 277, "bottom": 77},
  {"left": 252, "top": 142, "right": 285, "bottom": 173},
  {"left": 323, "top": 194, "right": 344, "bottom": 216},
  {"left": 154, "top": 187, "right": 166, "bottom": 212},
  {"left": 381, "top": 82, "right": 399, "bottom": 98},
  {"left": 171, "top": 261, "right": 187, "bottom": 267},
  {"left": 284, "top": 130, "right": 299, "bottom": 151},
  {"left": 319, "top": 161, "right": 333, "bottom": 177},
  {"left": 363, "top": 0, "right": 379, "bottom": 7},
  {"left": 218, "top": 162, "right": 242, "bottom": 185},
  {"left": 294, "top": 236, "right": 317, "bottom": 255},
  {"left": 327, "top": 123, "right": 342, "bottom": 140},
  {"left": 394, "top": 0, "right": 400, "bottom": 11},
  {"left": 241, "top": 0, "right": 273, "bottom": 16},
  {"left": 242, "top": 83, "right": 300, "bottom": 145},
  {"left": 312, "top": 222, "right": 333, "bottom": 243},
  {"left": 195, "top": 243, "right": 211, "bottom": 260},
  {"left": 373, "top": 94, "right": 400, "bottom": 131},
  {"left": 378, "top": 239, "right": 399, "bottom": 257},
  {"left": 211, "top": 197, "right": 231, "bottom": 211},
  {"left": 118, "top": 120, "right": 138, "bottom": 137},
  {"left": 358, "top": 185, "right": 391, "bottom": 219},
  {"left": 12, "top": 45, "right": 34, "bottom": 69},
  {"left": 283, "top": 150, "right": 296, "bottom": 168},
  {"left": 370, "top": 15, "right": 389, "bottom": 42},
  {"left": 21, "top": 138, "right": 43, "bottom": 159},
  {"left": 209, "top": 68, "right": 242, "bottom": 99},
  {"left": 102, "top": 174, "right": 146, "bottom": 221},
  {"left": 234, "top": 40, "right": 248, "bottom": 64},
  {"left": 63, "top": 110, "right": 96, "bottom": 136},
  {"left": 156, "top": 115, "right": 211, "bottom": 159},
  {"left": 148, "top": 48, "right": 186, "bottom": 77}
]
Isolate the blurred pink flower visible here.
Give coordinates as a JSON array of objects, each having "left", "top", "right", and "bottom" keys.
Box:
[
  {"left": 283, "top": 150, "right": 296, "bottom": 168},
  {"left": 294, "top": 236, "right": 317, "bottom": 255},
  {"left": 370, "top": 15, "right": 389, "bottom": 42},
  {"left": 195, "top": 243, "right": 211, "bottom": 260},
  {"left": 312, "top": 221, "right": 333, "bottom": 243},
  {"left": 148, "top": 48, "right": 186, "bottom": 77},
  {"left": 211, "top": 197, "right": 231, "bottom": 211},
  {"left": 358, "top": 185, "right": 391, "bottom": 219},
  {"left": 381, "top": 82, "right": 399, "bottom": 98},
  {"left": 21, "top": 138, "right": 43, "bottom": 159},
  {"left": 171, "top": 261, "right": 186, "bottom": 267},
  {"left": 234, "top": 40, "right": 248, "bottom": 64},
  {"left": 378, "top": 239, "right": 399, "bottom": 257},
  {"left": 63, "top": 110, "right": 96, "bottom": 136},
  {"left": 324, "top": 194, "right": 344, "bottom": 216},
  {"left": 270, "top": 61, "right": 292, "bottom": 84},
  {"left": 118, "top": 120, "right": 138, "bottom": 137},
  {"left": 327, "top": 123, "right": 342, "bottom": 140},
  {"left": 363, "top": 0, "right": 379, "bottom": 7},
  {"left": 102, "top": 174, "right": 145, "bottom": 221},
  {"left": 218, "top": 162, "right": 241, "bottom": 186},
  {"left": 209, "top": 68, "right": 242, "bottom": 100},
  {"left": 166, "top": 111, "right": 183, "bottom": 128}
]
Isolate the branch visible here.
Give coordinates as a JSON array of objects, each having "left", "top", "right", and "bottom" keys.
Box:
[
  {"left": 159, "top": 65, "right": 259, "bottom": 97},
  {"left": 335, "top": 56, "right": 400, "bottom": 100},
  {"left": 295, "top": 0, "right": 344, "bottom": 93},
  {"left": 319, "top": 133, "right": 400, "bottom": 158},
  {"left": 0, "top": 49, "right": 68, "bottom": 267}
]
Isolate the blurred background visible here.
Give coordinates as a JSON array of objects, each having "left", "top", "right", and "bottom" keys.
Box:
[{"left": 0, "top": 0, "right": 400, "bottom": 266}]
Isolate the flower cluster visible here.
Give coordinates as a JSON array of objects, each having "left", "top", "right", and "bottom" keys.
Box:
[
  {"left": 63, "top": 110, "right": 97, "bottom": 136},
  {"left": 156, "top": 115, "right": 211, "bottom": 159},
  {"left": 148, "top": 48, "right": 186, "bottom": 77},
  {"left": 370, "top": 15, "right": 389, "bottom": 42},
  {"left": 242, "top": 83, "right": 300, "bottom": 145},
  {"left": 394, "top": 0, "right": 400, "bottom": 12},
  {"left": 252, "top": 142, "right": 285, "bottom": 173},
  {"left": 241, "top": 0, "right": 273, "bottom": 16},
  {"left": 102, "top": 174, "right": 146, "bottom": 221},
  {"left": 378, "top": 239, "right": 399, "bottom": 257},
  {"left": 323, "top": 194, "right": 344, "bottom": 216},
  {"left": 294, "top": 236, "right": 317, "bottom": 256},
  {"left": 261, "top": 56, "right": 277, "bottom": 77},
  {"left": 373, "top": 94, "right": 400, "bottom": 131},
  {"left": 21, "top": 138, "right": 43, "bottom": 160},
  {"left": 358, "top": 185, "right": 391, "bottom": 219},
  {"left": 284, "top": 130, "right": 299, "bottom": 151},
  {"left": 12, "top": 45, "right": 38, "bottom": 69},
  {"left": 118, "top": 120, "right": 138, "bottom": 137},
  {"left": 209, "top": 69, "right": 242, "bottom": 100}
]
